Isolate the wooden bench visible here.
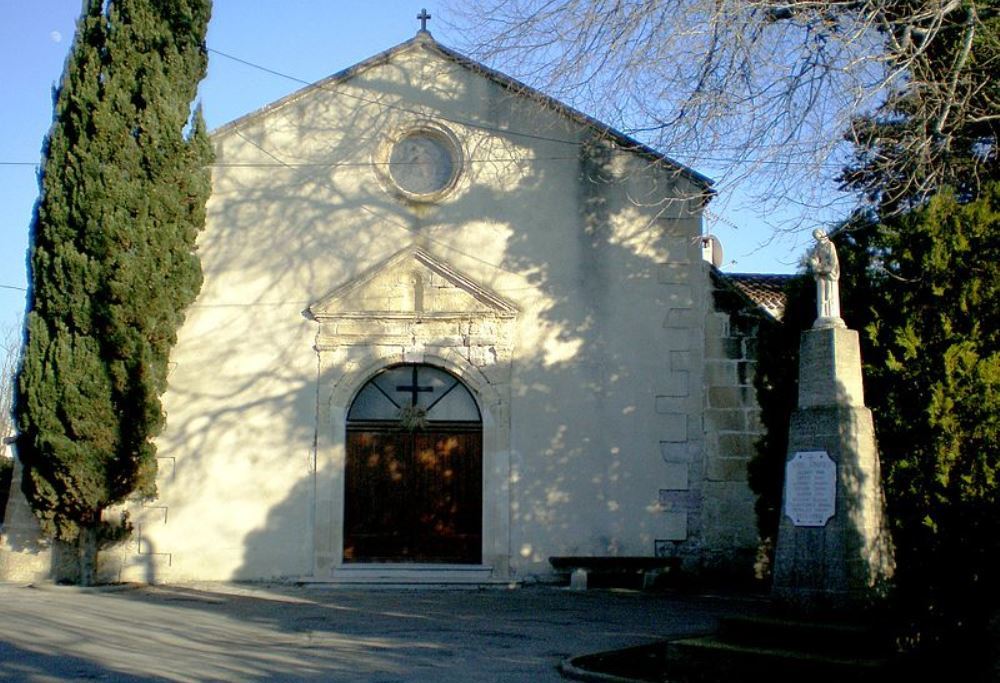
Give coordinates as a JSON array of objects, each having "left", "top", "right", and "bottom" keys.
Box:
[{"left": 549, "top": 556, "right": 681, "bottom": 590}]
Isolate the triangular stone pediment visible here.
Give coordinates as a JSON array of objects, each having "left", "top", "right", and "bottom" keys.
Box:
[{"left": 310, "top": 248, "right": 517, "bottom": 320}]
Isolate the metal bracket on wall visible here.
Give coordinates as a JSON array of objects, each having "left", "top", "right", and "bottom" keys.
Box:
[
  {"left": 156, "top": 456, "right": 176, "bottom": 482},
  {"left": 135, "top": 522, "right": 173, "bottom": 567},
  {"left": 142, "top": 504, "right": 169, "bottom": 524}
]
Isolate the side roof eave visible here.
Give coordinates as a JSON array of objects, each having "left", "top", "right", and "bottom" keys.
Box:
[
  {"left": 210, "top": 33, "right": 714, "bottom": 192},
  {"left": 711, "top": 267, "right": 795, "bottom": 322}
]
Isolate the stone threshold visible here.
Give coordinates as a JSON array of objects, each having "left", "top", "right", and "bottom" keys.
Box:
[{"left": 302, "top": 563, "right": 508, "bottom": 586}]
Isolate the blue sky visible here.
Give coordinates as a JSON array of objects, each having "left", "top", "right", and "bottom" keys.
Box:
[{"left": 0, "top": 2, "right": 825, "bottom": 331}]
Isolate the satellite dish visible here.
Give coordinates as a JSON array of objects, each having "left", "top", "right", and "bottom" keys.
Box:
[{"left": 701, "top": 234, "right": 724, "bottom": 268}]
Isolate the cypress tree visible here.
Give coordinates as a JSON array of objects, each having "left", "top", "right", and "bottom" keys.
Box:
[{"left": 15, "top": 0, "right": 212, "bottom": 584}]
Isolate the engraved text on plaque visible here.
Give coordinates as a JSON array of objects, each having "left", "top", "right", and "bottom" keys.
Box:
[{"left": 784, "top": 450, "right": 836, "bottom": 527}]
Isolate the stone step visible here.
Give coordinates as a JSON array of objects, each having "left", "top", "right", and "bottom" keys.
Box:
[
  {"left": 715, "top": 614, "right": 891, "bottom": 657},
  {"left": 666, "top": 635, "right": 892, "bottom": 683},
  {"left": 310, "top": 563, "right": 502, "bottom": 586}
]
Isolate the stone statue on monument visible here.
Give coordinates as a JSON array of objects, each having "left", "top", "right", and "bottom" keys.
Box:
[
  {"left": 772, "top": 227, "right": 894, "bottom": 612},
  {"left": 808, "top": 229, "right": 844, "bottom": 328}
]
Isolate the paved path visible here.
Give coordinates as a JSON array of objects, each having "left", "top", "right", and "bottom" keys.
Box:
[{"left": 0, "top": 582, "right": 765, "bottom": 682}]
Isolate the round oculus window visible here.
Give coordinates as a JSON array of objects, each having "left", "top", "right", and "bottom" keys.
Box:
[{"left": 387, "top": 132, "right": 458, "bottom": 197}]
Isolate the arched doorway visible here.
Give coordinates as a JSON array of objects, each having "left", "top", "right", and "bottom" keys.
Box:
[{"left": 344, "top": 363, "right": 483, "bottom": 564}]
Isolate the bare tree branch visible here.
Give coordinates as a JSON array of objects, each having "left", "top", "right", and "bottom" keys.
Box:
[
  {"left": 446, "top": 0, "right": 998, "bottom": 225},
  {"left": 0, "top": 315, "right": 22, "bottom": 446}
]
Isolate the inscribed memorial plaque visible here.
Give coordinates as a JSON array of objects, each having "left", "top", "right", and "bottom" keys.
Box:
[{"left": 784, "top": 450, "right": 836, "bottom": 527}]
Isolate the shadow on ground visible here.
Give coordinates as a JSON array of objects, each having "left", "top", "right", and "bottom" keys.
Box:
[
  {"left": 0, "top": 583, "right": 764, "bottom": 682},
  {"left": 0, "top": 638, "right": 162, "bottom": 682}
]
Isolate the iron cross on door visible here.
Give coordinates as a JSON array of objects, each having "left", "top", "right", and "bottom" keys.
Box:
[
  {"left": 396, "top": 365, "right": 434, "bottom": 406},
  {"left": 344, "top": 364, "right": 484, "bottom": 564}
]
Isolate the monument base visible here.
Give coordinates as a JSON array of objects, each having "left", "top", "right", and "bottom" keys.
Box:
[
  {"left": 773, "top": 406, "right": 894, "bottom": 611},
  {"left": 772, "top": 328, "right": 894, "bottom": 612}
]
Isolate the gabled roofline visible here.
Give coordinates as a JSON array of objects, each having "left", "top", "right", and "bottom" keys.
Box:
[{"left": 211, "top": 32, "right": 714, "bottom": 192}]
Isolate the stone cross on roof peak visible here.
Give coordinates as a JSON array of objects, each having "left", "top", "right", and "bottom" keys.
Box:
[{"left": 417, "top": 8, "right": 431, "bottom": 33}]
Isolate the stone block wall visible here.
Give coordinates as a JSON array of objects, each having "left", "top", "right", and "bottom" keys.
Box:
[
  {"left": 695, "top": 269, "right": 779, "bottom": 575},
  {"left": 651, "top": 239, "right": 707, "bottom": 567}
]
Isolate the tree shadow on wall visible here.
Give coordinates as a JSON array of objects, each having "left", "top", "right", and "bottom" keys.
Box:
[{"left": 185, "top": 46, "right": 711, "bottom": 581}]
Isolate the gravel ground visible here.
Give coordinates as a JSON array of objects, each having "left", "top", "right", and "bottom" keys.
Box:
[{"left": 0, "top": 582, "right": 766, "bottom": 682}]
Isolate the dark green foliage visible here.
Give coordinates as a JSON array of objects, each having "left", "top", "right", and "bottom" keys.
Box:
[
  {"left": 15, "top": 0, "right": 212, "bottom": 558},
  {"left": 751, "top": 188, "right": 999, "bottom": 659},
  {"left": 837, "top": 1, "right": 1000, "bottom": 652},
  {"left": 863, "top": 184, "right": 1000, "bottom": 647},
  {"left": 751, "top": 2, "right": 998, "bottom": 658}
]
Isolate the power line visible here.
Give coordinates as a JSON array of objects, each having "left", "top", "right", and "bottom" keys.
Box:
[
  {"left": 0, "top": 156, "right": 847, "bottom": 170},
  {"left": 208, "top": 47, "right": 588, "bottom": 149},
  {"left": 206, "top": 47, "right": 851, "bottom": 169},
  {"left": 1, "top": 48, "right": 852, "bottom": 170}
]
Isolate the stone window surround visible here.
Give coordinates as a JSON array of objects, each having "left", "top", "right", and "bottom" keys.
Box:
[{"left": 372, "top": 120, "right": 464, "bottom": 204}]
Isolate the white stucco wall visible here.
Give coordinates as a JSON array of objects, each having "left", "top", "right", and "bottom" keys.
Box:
[{"left": 119, "top": 36, "right": 718, "bottom": 583}]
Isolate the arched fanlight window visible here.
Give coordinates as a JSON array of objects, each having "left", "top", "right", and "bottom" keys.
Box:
[{"left": 347, "top": 364, "right": 481, "bottom": 424}]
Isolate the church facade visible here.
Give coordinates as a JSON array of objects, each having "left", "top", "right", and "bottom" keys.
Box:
[{"left": 4, "top": 32, "right": 780, "bottom": 584}]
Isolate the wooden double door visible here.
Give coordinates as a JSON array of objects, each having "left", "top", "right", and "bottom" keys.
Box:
[{"left": 343, "top": 425, "right": 482, "bottom": 564}]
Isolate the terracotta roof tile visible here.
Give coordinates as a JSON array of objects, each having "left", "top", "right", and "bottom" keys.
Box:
[{"left": 722, "top": 272, "right": 795, "bottom": 321}]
